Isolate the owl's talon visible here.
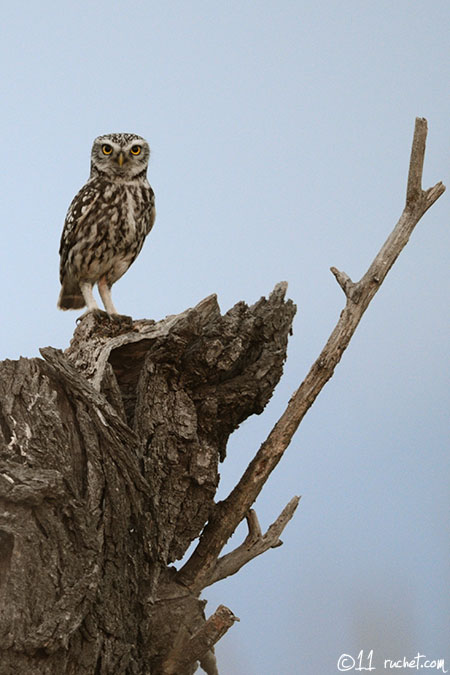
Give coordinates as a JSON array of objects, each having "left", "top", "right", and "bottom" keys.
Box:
[
  {"left": 109, "top": 313, "right": 132, "bottom": 321},
  {"left": 76, "top": 308, "right": 109, "bottom": 323},
  {"left": 108, "top": 313, "right": 134, "bottom": 329},
  {"left": 93, "top": 309, "right": 110, "bottom": 318}
]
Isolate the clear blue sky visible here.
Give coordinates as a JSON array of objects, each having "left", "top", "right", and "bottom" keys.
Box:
[{"left": 1, "top": 2, "right": 448, "bottom": 673}]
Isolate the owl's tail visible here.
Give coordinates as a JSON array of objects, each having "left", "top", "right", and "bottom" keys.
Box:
[{"left": 57, "top": 277, "right": 85, "bottom": 310}]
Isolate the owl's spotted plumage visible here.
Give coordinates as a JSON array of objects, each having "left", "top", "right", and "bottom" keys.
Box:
[{"left": 58, "top": 133, "right": 156, "bottom": 315}]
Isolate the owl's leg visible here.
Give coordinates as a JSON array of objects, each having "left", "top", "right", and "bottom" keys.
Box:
[
  {"left": 98, "top": 277, "right": 118, "bottom": 315},
  {"left": 79, "top": 281, "right": 99, "bottom": 312}
]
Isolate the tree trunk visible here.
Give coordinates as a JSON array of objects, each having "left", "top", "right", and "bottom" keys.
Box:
[{"left": 0, "top": 285, "right": 295, "bottom": 674}]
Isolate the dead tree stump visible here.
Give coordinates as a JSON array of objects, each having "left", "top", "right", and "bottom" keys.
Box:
[{"left": 0, "top": 284, "right": 295, "bottom": 674}]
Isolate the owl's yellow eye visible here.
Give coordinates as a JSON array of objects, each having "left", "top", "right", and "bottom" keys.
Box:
[
  {"left": 130, "top": 145, "right": 141, "bottom": 156},
  {"left": 102, "top": 144, "right": 113, "bottom": 155}
]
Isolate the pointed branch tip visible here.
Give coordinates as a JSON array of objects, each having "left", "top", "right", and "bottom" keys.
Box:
[
  {"left": 270, "top": 281, "right": 289, "bottom": 300},
  {"left": 330, "top": 267, "right": 357, "bottom": 299},
  {"left": 245, "top": 509, "right": 262, "bottom": 541},
  {"left": 406, "top": 117, "right": 428, "bottom": 205}
]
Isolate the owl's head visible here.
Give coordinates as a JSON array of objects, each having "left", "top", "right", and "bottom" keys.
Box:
[{"left": 90, "top": 133, "right": 150, "bottom": 180}]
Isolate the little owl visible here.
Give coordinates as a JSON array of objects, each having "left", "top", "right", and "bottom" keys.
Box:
[{"left": 58, "top": 133, "right": 156, "bottom": 315}]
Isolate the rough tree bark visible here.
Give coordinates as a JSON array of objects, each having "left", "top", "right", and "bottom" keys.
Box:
[{"left": 0, "top": 119, "right": 445, "bottom": 674}]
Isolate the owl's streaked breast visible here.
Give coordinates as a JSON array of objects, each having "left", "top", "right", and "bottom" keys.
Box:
[{"left": 65, "top": 178, "right": 154, "bottom": 285}]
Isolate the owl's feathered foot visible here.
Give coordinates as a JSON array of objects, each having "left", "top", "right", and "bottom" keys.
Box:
[
  {"left": 76, "top": 308, "right": 109, "bottom": 324},
  {"left": 78, "top": 280, "right": 126, "bottom": 320},
  {"left": 76, "top": 309, "right": 133, "bottom": 329}
]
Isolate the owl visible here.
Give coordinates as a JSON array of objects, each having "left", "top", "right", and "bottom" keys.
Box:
[{"left": 58, "top": 133, "right": 156, "bottom": 316}]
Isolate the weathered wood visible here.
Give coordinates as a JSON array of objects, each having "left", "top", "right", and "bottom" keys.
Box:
[
  {"left": 0, "top": 287, "right": 295, "bottom": 674},
  {"left": 161, "top": 605, "right": 239, "bottom": 675},
  {"left": 205, "top": 497, "right": 301, "bottom": 587}
]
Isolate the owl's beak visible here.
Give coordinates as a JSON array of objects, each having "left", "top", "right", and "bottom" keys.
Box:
[{"left": 118, "top": 152, "right": 124, "bottom": 167}]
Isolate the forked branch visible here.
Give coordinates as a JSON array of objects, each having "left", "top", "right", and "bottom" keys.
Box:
[
  {"left": 206, "top": 496, "right": 300, "bottom": 587},
  {"left": 177, "top": 117, "right": 445, "bottom": 594}
]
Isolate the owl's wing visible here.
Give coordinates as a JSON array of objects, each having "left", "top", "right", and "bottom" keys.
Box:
[
  {"left": 124, "top": 185, "right": 156, "bottom": 270},
  {"left": 143, "top": 184, "right": 156, "bottom": 236},
  {"left": 59, "top": 181, "right": 100, "bottom": 281}
]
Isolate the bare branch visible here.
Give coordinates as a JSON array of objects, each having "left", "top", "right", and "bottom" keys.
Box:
[
  {"left": 330, "top": 267, "right": 358, "bottom": 301},
  {"left": 406, "top": 117, "right": 445, "bottom": 210},
  {"left": 206, "top": 496, "right": 300, "bottom": 587},
  {"left": 406, "top": 117, "right": 427, "bottom": 204},
  {"left": 177, "top": 118, "right": 445, "bottom": 594},
  {"left": 161, "top": 605, "right": 239, "bottom": 675},
  {"left": 245, "top": 509, "right": 262, "bottom": 541}
]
